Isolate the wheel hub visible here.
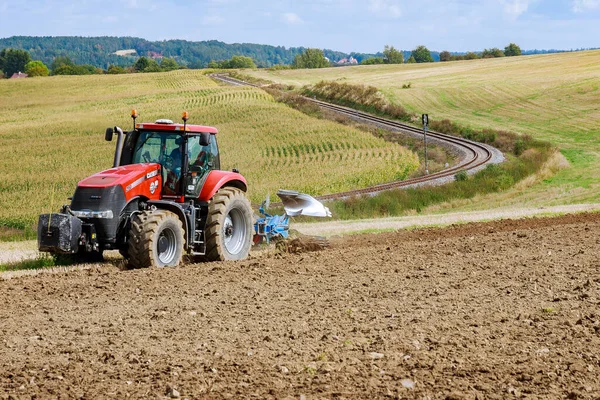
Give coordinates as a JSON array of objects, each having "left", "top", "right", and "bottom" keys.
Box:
[
  {"left": 222, "top": 210, "right": 246, "bottom": 255},
  {"left": 157, "top": 228, "right": 177, "bottom": 265},
  {"left": 158, "top": 235, "right": 169, "bottom": 254}
]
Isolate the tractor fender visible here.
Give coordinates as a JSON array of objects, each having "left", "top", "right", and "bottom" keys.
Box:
[
  {"left": 147, "top": 200, "right": 192, "bottom": 250},
  {"left": 198, "top": 171, "right": 247, "bottom": 201}
]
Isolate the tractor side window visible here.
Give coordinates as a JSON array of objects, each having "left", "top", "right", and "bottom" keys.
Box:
[
  {"left": 209, "top": 136, "right": 220, "bottom": 170},
  {"left": 132, "top": 132, "right": 162, "bottom": 164},
  {"left": 164, "top": 136, "right": 182, "bottom": 166},
  {"left": 187, "top": 135, "right": 212, "bottom": 173}
]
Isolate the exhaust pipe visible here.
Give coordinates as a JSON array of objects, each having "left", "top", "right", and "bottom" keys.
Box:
[{"left": 106, "top": 126, "right": 125, "bottom": 168}]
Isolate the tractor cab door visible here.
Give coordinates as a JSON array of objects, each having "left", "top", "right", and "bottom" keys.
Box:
[
  {"left": 184, "top": 134, "right": 219, "bottom": 198},
  {"left": 127, "top": 131, "right": 183, "bottom": 196}
]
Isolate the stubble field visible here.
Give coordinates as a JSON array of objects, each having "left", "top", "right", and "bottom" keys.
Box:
[
  {"left": 0, "top": 70, "right": 418, "bottom": 233},
  {"left": 246, "top": 50, "right": 600, "bottom": 211}
]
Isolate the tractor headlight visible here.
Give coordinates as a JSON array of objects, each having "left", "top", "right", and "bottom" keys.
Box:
[{"left": 71, "top": 210, "right": 114, "bottom": 219}]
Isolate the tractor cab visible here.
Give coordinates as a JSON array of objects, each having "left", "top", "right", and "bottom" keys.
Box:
[{"left": 119, "top": 119, "right": 220, "bottom": 199}]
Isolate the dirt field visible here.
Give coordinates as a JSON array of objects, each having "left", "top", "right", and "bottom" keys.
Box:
[{"left": 1, "top": 213, "right": 599, "bottom": 399}]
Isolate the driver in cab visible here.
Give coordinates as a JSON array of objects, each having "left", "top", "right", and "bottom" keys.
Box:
[{"left": 164, "top": 136, "right": 209, "bottom": 195}]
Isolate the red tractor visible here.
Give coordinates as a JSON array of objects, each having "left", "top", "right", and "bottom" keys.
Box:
[{"left": 38, "top": 111, "right": 254, "bottom": 267}]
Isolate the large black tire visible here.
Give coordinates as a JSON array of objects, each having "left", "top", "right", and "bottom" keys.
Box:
[
  {"left": 128, "top": 210, "right": 185, "bottom": 268},
  {"left": 205, "top": 187, "right": 253, "bottom": 261}
]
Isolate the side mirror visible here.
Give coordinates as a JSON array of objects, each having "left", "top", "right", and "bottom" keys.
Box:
[
  {"left": 105, "top": 127, "right": 114, "bottom": 142},
  {"left": 199, "top": 132, "right": 211, "bottom": 146}
]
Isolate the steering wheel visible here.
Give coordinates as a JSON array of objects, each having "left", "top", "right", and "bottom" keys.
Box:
[
  {"left": 196, "top": 151, "right": 207, "bottom": 167},
  {"left": 142, "top": 151, "right": 152, "bottom": 163}
]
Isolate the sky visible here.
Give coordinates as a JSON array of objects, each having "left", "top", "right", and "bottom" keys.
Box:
[{"left": 0, "top": 0, "right": 599, "bottom": 53}]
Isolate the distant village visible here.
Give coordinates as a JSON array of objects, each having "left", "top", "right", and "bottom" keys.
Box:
[{"left": 333, "top": 56, "right": 358, "bottom": 66}]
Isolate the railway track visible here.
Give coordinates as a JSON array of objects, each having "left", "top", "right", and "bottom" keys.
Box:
[{"left": 211, "top": 74, "right": 499, "bottom": 201}]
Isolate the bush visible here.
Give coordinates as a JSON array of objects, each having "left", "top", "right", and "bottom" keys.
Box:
[
  {"left": 514, "top": 138, "right": 526, "bottom": 156},
  {"left": 361, "top": 57, "right": 385, "bottom": 65},
  {"left": 303, "top": 81, "right": 412, "bottom": 122},
  {"left": 107, "top": 64, "right": 126, "bottom": 74},
  {"left": 454, "top": 170, "right": 468, "bottom": 181},
  {"left": 25, "top": 60, "right": 49, "bottom": 77}
]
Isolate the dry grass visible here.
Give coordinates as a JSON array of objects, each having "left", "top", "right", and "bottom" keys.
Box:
[
  {"left": 245, "top": 51, "right": 600, "bottom": 209},
  {"left": 0, "top": 70, "right": 418, "bottom": 229}
]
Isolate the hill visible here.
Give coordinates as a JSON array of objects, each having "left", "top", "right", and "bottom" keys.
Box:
[
  {"left": 0, "top": 70, "right": 418, "bottom": 234},
  {"left": 0, "top": 36, "right": 353, "bottom": 69},
  {"left": 245, "top": 50, "right": 600, "bottom": 210}
]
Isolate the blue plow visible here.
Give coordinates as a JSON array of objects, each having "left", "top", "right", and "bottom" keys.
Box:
[{"left": 253, "top": 190, "right": 331, "bottom": 244}]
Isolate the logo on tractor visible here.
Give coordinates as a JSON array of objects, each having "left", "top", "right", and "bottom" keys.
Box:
[
  {"left": 146, "top": 170, "right": 159, "bottom": 179},
  {"left": 150, "top": 180, "right": 159, "bottom": 194}
]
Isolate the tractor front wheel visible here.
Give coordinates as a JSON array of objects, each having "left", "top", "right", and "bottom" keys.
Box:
[
  {"left": 128, "top": 210, "right": 185, "bottom": 268},
  {"left": 205, "top": 187, "right": 253, "bottom": 261}
]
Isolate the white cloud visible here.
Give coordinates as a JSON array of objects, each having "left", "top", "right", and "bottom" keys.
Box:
[
  {"left": 501, "top": 0, "right": 530, "bottom": 18},
  {"left": 282, "top": 12, "right": 303, "bottom": 24},
  {"left": 572, "top": 0, "right": 600, "bottom": 12},
  {"left": 368, "top": 0, "right": 401, "bottom": 18}
]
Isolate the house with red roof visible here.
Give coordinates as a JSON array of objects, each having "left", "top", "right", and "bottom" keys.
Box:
[{"left": 10, "top": 72, "right": 28, "bottom": 79}]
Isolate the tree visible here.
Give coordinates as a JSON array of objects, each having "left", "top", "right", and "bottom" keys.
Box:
[
  {"left": 142, "top": 59, "right": 161, "bottom": 72},
  {"left": 134, "top": 56, "right": 151, "bottom": 72},
  {"left": 292, "top": 48, "right": 330, "bottom": 69},
  {"left": 24, "top": 60, "right": 49, "bottom": 77},
  {"left": 482, "top": 48, "right": 504, "bottom": 58},
  {"left": 504, "top": 43, "right": 522, "bottom": 57},
  {"left": 439, "top": 51, "right": 451, "bottom": 62},
  {"left": 361, "top": 57, "right": 385, "bottom": 65},
  {"left": 160, "top": 57, "right": 179, "bottom": 71},
  {"left": 0, "top": 48, "right": 31, "bottom": 77},
  {"left": 51, "top": 55, "right": 74, "bottom": 72},
  {"left": 411, "top": 45, "right": 433, "bottom": 63},
  {"left": 53, "top": 63, "right": 101, "bottom": 75},
  {"left": 464, "top": 52, "right": 479, "bottom": 60},
  {"left": 107, "top": 64, "right": 126, "bottom": 74},
  {"left": 383, "top": 45, "right": 403, "bottom": 64},
  {"left": 222, "top": 55, "right": 256, "bottom": 69},
  {"left": 406, "top": 56, "right": 416, "bottom": 64},
  {"left": 207, "top": 60, "right": 220, "bottom": 69}
]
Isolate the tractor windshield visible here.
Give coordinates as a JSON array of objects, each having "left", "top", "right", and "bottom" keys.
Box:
[
  {"left": 132, "top": 131, "right": 183, "bottom": 195},
  {"left": 130, "top": 130, "right": 218, "bottom": 196},
  {"left": 132, "top": 131, "right": 180, "bottom": 164}
]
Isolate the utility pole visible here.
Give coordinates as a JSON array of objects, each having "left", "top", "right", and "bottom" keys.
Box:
[{"left": 422, "top": 114, "right": 429, "bottom": 174}]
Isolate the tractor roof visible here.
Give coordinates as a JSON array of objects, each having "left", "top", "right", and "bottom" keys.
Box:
[{"left": 136, "top": 122, "right": 218, "bottom": 134}]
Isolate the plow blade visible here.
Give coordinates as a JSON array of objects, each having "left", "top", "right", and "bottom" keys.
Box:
[{"left": 277, "top": 190, "right": 332, "bottom": 218}]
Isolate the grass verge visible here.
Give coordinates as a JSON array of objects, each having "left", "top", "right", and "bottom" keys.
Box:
[
  {"left": 0, "top": 254, "right": 55, "bottom": 272},
  {"left": 0, "top": 218, "right": 37, "bottom": 242}
]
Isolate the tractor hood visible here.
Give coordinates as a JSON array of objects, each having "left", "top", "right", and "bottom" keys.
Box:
[{"left": 77, "top": 163, "right": 162, "bottom": 201}]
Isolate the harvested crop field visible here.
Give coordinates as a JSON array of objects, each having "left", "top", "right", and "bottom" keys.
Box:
[{"left": 1, "top": 213, "right": 599, "bottom": 399}]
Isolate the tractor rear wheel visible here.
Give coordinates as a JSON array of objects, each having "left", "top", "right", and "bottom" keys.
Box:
[
  {"left": 205, "top": 187, "right": 253, "bottom": 261},
  {"left": 128, "top": 210, "right": 185, "bottom": 268}
]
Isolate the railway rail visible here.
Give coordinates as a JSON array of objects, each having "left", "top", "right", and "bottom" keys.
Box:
[{"left": 211, "top": 73, "right": 499, "bottom": 201}]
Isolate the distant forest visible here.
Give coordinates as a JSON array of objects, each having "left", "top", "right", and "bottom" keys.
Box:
[
  {"left": 0, "top": 36, "right": 593, "bottom": 70},
  {"left": 0, "top": 36, "right": 365, "bottom": 69}
]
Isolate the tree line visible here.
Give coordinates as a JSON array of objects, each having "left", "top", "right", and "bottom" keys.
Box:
[
  {"left": 0, "top": 36, "right": 348, "bottom": 70},
  {"left": 0, "top": 40, "right": 569, "bottom": 78},
  {"left": 0, "top": 48, "right": 187, "bottom": 78},
  {"left": 439, "top": 43, "right": 522, "bottom": 62}
]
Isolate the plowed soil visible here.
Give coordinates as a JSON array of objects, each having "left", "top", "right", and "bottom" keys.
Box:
[{"left": 1, "top": 213, "right": 600, "bottom": 399}]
